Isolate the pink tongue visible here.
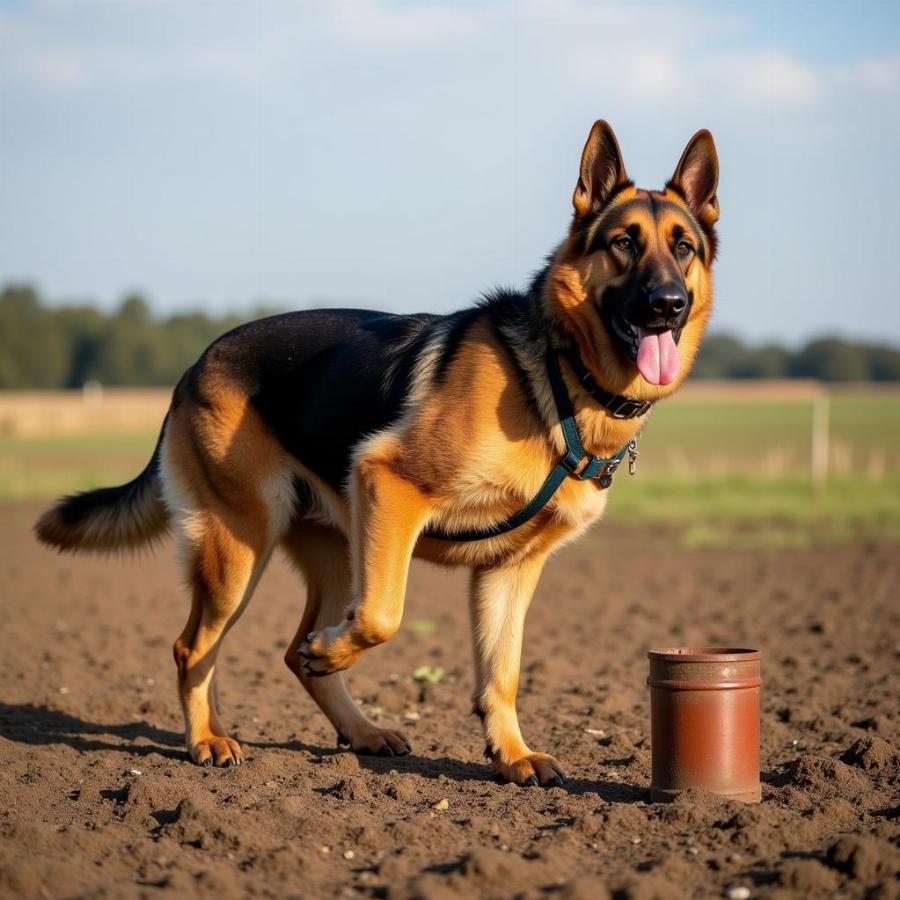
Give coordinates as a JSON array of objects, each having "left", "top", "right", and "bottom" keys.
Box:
[{"left": 636, "top": 329, "right": 681, "bottom": 386}]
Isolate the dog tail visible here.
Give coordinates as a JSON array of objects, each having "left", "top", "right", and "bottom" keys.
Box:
[{"left": 34, "top": 419, "right": 170, "bottom": 554}]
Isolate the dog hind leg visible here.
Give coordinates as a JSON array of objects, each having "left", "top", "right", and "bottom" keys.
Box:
[{"left": 173, "top": 515, "right": 272, "bottom": 766}]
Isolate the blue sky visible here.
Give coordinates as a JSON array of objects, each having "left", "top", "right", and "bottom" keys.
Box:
[{"left": 1, "top": 0, "right": 899, "bottom": 344}]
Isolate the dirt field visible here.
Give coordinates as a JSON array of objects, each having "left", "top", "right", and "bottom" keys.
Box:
[{"left": 1, "top": 503, "right": 898, "bottom": 899}]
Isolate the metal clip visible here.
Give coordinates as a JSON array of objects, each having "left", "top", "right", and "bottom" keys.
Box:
[
  {"left": 627, "top": 438, "right": 639, "bottom": 476},
  {"left": 599, "top": 457, "right": 620, "bottom": 489}
]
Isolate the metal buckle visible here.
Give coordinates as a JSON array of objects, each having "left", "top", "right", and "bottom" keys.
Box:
[
  {"left": 561, "top": 448, "right": 585, "bottom": 474},
  {"left": 609, "top": 396, "right": 649, "bottom": 419}
]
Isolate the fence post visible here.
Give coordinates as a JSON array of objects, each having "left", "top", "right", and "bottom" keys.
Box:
[{"left": 811, "top": 385, "right": 829, "bottom": 498}]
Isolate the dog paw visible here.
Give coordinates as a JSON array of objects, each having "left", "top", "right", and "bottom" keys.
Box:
[
  {"left": 189, "top": 735, "right": 243, "bottom": 768},
  {"left": 492, "top": 751, "right": 566, "bottom": 787},
  {"left": 297, "top": 624, "right": 365, "bottom": 676},
  {"left": 338, "top": 725, "right": 412, "bottom": 758}
]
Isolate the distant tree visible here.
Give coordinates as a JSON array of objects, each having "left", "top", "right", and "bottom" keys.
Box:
[
  {"left": 117, "top": 293, "right": 152, "bottom": 324},
  {"left": 0, "top": 285, "right": 69, "bottom": 388},
  {"left": 692, "top": 334, "right": 748, "bottom": 378},
  {"left": 0, "top": 284, "right": 898, "bottom": 387},
  {"left": 866, "top": 345, "right": 900, "bottom": 381},
  {"left": 54, "top": 305, "right": 106, "bottom": 388},
  {"left": 789, "top": 338, "right": 870, "bottom": 382},
  {"left": 731, "top": 344, "right": 790, "bottom": 379},
  {"left": 0, "top": 284, "right": 279, "bottom": 389}
]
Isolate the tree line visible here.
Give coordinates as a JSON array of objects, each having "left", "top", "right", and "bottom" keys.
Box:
[{"left": 1, "top": 283, "right": 899, "bottom": 388}]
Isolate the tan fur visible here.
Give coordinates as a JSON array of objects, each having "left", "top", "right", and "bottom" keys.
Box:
[{"left": 36, "top": 121, "right": 718, "bottom": 782}]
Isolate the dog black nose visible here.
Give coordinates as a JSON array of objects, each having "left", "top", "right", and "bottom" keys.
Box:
[{"left": 648, "top": 285, "right": 688, "bottom": 320}]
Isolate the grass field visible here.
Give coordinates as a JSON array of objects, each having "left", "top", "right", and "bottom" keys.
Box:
[
  {"left": 2, "top": 388, "right": 899, "bottom": 545},
  {"left": 635, "top": 393, "right": 900, "bottom": 477}
]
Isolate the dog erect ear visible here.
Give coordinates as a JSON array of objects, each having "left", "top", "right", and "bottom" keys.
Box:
[
  {"left": 671, "top": 129, "right": 719, "bottom": 226},
  {"left": 573, "top": 120, "right": 629, "bottom": 217}
]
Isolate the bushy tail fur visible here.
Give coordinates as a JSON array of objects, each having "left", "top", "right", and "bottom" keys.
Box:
[{"left": 35, "top": 420, "right": 170, "bottom": 553}]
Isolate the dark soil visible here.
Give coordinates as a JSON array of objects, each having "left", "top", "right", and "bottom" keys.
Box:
[{"left": 1, "top": 504, "right": 898, "bottom": 899}]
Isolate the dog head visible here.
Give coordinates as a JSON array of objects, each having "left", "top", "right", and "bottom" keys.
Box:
[{"left": 547, "top": 120, "right": 719, "bottom": 399}]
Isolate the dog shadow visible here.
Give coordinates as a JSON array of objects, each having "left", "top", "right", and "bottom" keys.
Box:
[
  {"left": 0, "top": 701, "right": 187, "bottom": 760},
  {"left": 261, "top": 743, "right": 648, "bottom": 802},
  {"left": 0, "top": 702, "right": 646, "bottom": 802},
  {"left": 253, "top": 736, "right": 646, "bottom": 802}
]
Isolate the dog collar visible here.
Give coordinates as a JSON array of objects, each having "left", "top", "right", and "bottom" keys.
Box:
[{"left": 564, "top": 348, "right": 654, "bottom": 419}]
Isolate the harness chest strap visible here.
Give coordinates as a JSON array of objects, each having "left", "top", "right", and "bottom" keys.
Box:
[{"left": 426, "top": 349, "right": 643, "bottom": 543}]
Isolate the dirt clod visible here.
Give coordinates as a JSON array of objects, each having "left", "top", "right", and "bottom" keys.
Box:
[
  {"left": 826, "top": 835, "right": 900, "bottom": 881},
  {"left": 777, "top": 858, "right": 840, "bottom": 893},
  {"left": 841, "top": 735, "right": 900, "bottom": 776}
]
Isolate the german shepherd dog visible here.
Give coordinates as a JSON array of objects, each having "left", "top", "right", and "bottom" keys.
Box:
[{"left": 36, "top": 121, "right": 719, "bottom": 786}]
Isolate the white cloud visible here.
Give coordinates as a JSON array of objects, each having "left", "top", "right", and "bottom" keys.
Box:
[
  {"left": 0, "top": 0, "right": 880, "bottom": 119},
  {"left": 717, "top": 50, "right": 823, "bottom": 107},
  {"left": 14, "top": 46, "right": 89, "bottom": 91},
  {"left": 624, "top": 51, "right": 684, "bottom": 101},
  {"left": 322, "top": 0, "right": 482, "bottom": 48},
  {"left": 838, "top": 55, "right": 900, "bottom": 92}
]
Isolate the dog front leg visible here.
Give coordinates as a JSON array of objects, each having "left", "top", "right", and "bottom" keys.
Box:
[
  {"left": 470, "top": 554, "right": 566, "bottom": 786},
  {"left": 299, "top": 452, "right": 432, "bottom": 676}
]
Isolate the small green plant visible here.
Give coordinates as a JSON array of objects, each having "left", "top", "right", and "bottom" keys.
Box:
[{"left": 412, "top": 665, "right": 444, "bottom": 684}]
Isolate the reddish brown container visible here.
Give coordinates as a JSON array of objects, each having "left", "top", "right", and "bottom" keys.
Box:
[{"left": 648, "top": 647, "right": 762, "bottom": 803}]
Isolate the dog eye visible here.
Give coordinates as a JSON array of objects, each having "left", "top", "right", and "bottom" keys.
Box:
[
  {"left": 676, "top": 240, "right": 694, "bottom": 258},
  {"left": 612, "top": 236, "right": 634, "bottom": 253}
]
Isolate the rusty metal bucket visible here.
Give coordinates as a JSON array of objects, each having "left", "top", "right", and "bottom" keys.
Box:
[{"left": 648, "top": 647, "right": 762, "bottom": 803}]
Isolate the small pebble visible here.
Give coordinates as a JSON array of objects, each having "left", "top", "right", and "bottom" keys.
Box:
[
  {"left": 725, "top": 887, "right": 751, "bottom": 900},
  {"left": 585, "top": 728, "right": 606, "bottom": 736},
  {"left": 687, "top": 846, "right": 699, "bottom": 856},
  {"left": 59, "top": 687, "right": 70, "bottom": 695},
  {"left": 631, "top": 837, "right": 642, "bottom": 845},
  {"left": 129, "top": 768, "right": 143, "bottom": 777},
  {"left": 320, "top": 846, "right": 330, "bottom": 855},
  {"left": 404, "top": 711, "right": 420, "bottom": 722},
  {"left": 433, "top": 798, "right": 449, "bottom": 811},
  {"left": 343, "top": 850, "right": 355, "bottom": 860}
]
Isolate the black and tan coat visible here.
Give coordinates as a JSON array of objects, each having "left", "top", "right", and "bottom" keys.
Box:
[{"left": 36, "top": 121, "right": 719, "bottom": 785}]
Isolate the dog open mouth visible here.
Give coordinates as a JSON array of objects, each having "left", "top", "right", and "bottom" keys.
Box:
[{"left": 602, "top": 307, "right": 683, "bottom": 386}]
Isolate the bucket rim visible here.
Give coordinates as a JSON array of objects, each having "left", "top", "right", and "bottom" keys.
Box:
[{"left": 647, "top": 647, "right": 762, "bottom": 663}]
